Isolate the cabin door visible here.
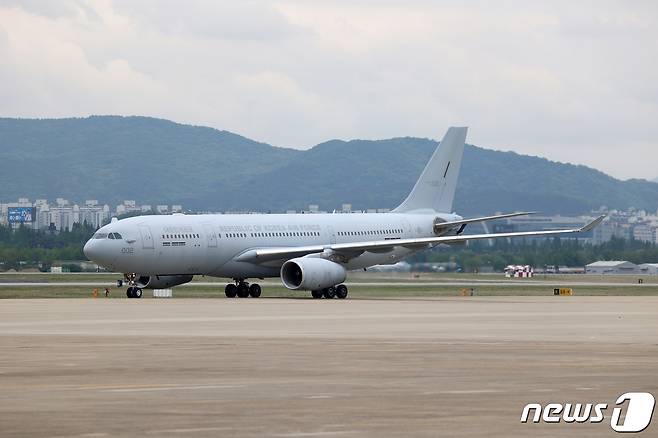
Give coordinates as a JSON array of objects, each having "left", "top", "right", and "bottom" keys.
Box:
[
  {"left": 138, "top": 225, "right": 154, "bottom": 249},
  {"left": 203, "top": 224, "right": 217, "bottom": 247},
  {"left": 327, "top": 225, "right": 336, "bottom": 244}
]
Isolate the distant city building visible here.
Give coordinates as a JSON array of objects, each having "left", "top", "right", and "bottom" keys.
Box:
[
  {"left": 0, "top": 198, "right": 183, "bottom": 231},
  {"left": 488, "top": 208, "right": 658, "bottom": 245},
  {"left": 633, "top": 224, "right": 657, "bottom": 243},
  {"left": 2, "top": 198, "right": 658, "bottom": 243}
]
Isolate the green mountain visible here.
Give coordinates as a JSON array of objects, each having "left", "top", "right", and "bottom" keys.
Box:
[{"left": 1, "top": 116, "right": 657, "bottom": 215}]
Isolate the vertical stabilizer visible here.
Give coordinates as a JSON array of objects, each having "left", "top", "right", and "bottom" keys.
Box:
[{"left": 393, "top": 127, "right": 467, "bottom": 213}]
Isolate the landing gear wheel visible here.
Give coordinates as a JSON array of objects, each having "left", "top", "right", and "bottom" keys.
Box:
[
  {"left": 126, "top": 287, "right": 142, "bottom": 298},
  {"left": 323, "top": 287, "right": 336, "bottom": 299},
  {"left": 335, "top": 284, "right": 348, "bottom": 299},
  {"left": 311, "top": 290, "right": 323, "bottom": 299},
  {"left": 237, "top": 282, "right": 250, "bottom": 298},
  {"left": 248, "top": 283, "right": 262, "bottom": 298},
  {"left": 225, "top": 284, "right": 237, "bottom": 298}
]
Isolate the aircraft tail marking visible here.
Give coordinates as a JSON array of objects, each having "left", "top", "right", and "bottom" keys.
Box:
[{"left": 393, "top": 126, "right": 467, "bottom": 214}]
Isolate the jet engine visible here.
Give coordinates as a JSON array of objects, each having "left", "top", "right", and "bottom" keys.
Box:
[
  {"left": 134, "top": 274, "right": 193, "bottom": 289},
  {"left": 281, "top": 257, "right": 346, "bottom": 290}
]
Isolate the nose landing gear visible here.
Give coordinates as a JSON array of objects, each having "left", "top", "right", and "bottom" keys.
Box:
[
  {"left": 123, "top": 273, "right": 143, "bottom": 299},
  {"left": 126, "top": 286, "right": 143, "bottom": 298}
]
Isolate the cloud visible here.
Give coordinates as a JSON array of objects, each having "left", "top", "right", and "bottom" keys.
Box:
[{"left": 0, "top": 0, "right": 657, "bottom": 179}]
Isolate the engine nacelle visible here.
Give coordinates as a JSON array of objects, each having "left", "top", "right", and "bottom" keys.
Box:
[
  {"left": 281, "top": 257, "right": 346, "bottom": 291},
  {"left": 134, "top": 274, "right": 193, "bottom": 289}
]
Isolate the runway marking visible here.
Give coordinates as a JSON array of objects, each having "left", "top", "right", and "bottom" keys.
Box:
[
  {"left": 145, "top": 427, "right": 232, "bottom": 434},
  {"left": 102, "top": 384, "right": 243, "bottom": 393},
  {"left": 423, "top": 389, "right": 500, "bottom": 395},
  {"left": 274, "top": 432, "right": 359, "bottom": 437},
  {"left": 1, "top": 311, "right": 656, "bottom": 328},
  {"left": 51, "top": 434, "right": 110, "bottom": 438}
]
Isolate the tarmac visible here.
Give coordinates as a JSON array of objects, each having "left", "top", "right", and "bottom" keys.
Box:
[{"left": 0, "top": 296, "right": 656, "bottom": 437}]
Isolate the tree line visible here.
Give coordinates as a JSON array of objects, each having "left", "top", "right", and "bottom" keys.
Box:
[
  {"left": 0, "top": 223, "right": 95, "bottom": 271},
  {"left": 408, "top": 237, "right": 658, "bottom": 272}
]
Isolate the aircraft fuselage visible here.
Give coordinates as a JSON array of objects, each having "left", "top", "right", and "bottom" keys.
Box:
[{"left": 84, "top": 211, "right": 461, "bottom": 278}]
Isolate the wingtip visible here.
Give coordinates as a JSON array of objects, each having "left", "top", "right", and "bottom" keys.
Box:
[{"left": 579, "top": 214, "right": 606, "bottom": 232}]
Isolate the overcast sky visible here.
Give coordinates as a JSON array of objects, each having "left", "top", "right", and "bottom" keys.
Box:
[{"left": 1, "top": 1, "right": 657, "bottom": 180}]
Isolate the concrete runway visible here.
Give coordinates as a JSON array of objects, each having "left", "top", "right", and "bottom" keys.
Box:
[{"left": 0, "top": 297, "right": 656, "bottom": 437}]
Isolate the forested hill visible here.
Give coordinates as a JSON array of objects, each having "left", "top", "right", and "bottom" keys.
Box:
[{"left": 1, "top": 116, "right": 657, "bottom": 215}]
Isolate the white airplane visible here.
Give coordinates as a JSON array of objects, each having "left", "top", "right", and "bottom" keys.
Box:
[{"left": 83, "top": 127, "right": 604, "bottom": 299}]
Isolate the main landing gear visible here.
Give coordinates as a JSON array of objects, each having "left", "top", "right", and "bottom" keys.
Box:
[
  {"left": 312, "top": 284, "right": 348, "bottom": 299},
  {"left": 225, "top": 279, "right": 262, "bottom": 298}
]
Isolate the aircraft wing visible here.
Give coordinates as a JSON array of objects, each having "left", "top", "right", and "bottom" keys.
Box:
[
  {"left": 435, "top": 211, "right": 537, "bottom": 230},
  {"left": 234, "top": 215, "right": 605, "bottom": 264}
]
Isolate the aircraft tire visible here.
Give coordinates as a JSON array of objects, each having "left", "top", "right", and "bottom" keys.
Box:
[
  {"left": 236, "top": 283, "right": 250, "bottom": 298},
  {"left": 249, "top": 283, "right": 262, "bottom": 298},
  {"left": 126, "top": 287, "right": 134, "bottom": 298},
  {"left": 323, "top": 287, "right": 336, "bottom": 299},
  {"left": 311, "top": 290, "right": 323, "bottom": 299},
  {"left": 335, "top": 284, "right": 348, "bottom": 299},
  {"left": 225, "top": 284, "right": 237, "bottom": 298},
  {"left": 134, "top": 288, "right": 143, "bottom": 298}
]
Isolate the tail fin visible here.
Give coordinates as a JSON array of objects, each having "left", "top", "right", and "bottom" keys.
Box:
[{"left": 393, "top": 127, "right": 467, "bottom": 213}]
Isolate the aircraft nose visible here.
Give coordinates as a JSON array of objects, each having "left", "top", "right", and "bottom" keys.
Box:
[{"left": 83, "top": 239, "right": 97, "bottom": 261}]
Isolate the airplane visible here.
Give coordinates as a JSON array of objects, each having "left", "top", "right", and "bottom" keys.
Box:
[{"left": 83, "top": 127, "right": 604, "bottom": 299}]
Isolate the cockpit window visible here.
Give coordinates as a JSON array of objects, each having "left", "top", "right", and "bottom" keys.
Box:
[
  {"left": 112, "top": 233, "right": 122, "bottom": 239},
  {"left": 108, "top": 233, "right": 115, "bottom": 239},
  {"left": 93, "top": 233, "right": 108, "bottom": 239}
]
